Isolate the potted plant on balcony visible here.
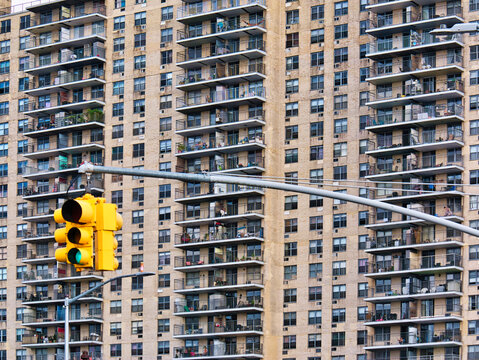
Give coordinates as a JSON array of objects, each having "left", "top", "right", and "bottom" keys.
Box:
[
  {"left": 177, "top": 143, "right": 186, "bottom": 153},
  {"left": 86, "top": 108, "right": 104, "bottom": 122}
]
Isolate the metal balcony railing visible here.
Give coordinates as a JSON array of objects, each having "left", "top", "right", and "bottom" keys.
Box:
[
  {"left": 178, "top": 0, "right": 266, "bottom": 18},
  {"left": 29, "top": 4, "right": 106, "bottom": 26},
  {"left": 178, "top": 155, "right": 265, "bottom": 173},
  {"left": 177, "top": 39, "right": 265, "bottom": 63},
  {"left": 23, "top": 268, "right": 101, "bottom": 282},
  {"left": 177, "top": 63, "right": 265, "bottom": 86},
  {"left": 28, "top": 45, "right": 105, "bottom": 70},
  {"left": 368, "top": 104, "right": 463, "bottom": 127},
  {"left": 25, "top": 159, "right": 104, "bottom": 176},
  {"left": 23, "top": 308, "right": 102, "bottom": 324},
  {"left": 175, "top": 226, "right": 264, "bottom": 245},
  {"left": 176, "top": 134, "right": 265, "bottom": 154},
  {"left": 371, "top": 182, "right": 463, "bottom": 201},
  {"left": 368, "top": 33, "right": 463, "bottom": 55},
  {"left": 368, "top": 254, "right": 462, "bottom": 274},
  {"left": 174, "top": 273, "right": 264, "bottom": 290},
  {"left": 26, "top": 25, "right": 105, "bottom": 49},
  {"left": 366, "top": 329, "right": 461, "bottom": 347},
  {"left": 365, "top": 304, "right": 462, "bottom": 323},
  {"left": 366, "top": 231, "right": 463, "bottom": 250},
  {"left": 25, "top": 112, "right": 104, "bottom": 133},
  {"left": 367, "top": 280, "right": 462, "bottom": 298},
  {"left": 175, "top": 203, "right": 264, "bottom": 222},
  {"left": 174, "top": 251, "right": 264, "bottom": 268},
  {"left": 176, "top": 110, "right": 264, "bottom": 132},
  {"left": 23, "top": 138, "right": 104, "bottom": 154},
  {"left": 30, "top": 72, "right": 105, "bottom": 91},
  {"left": 368, "top": 204, "right": 463, "bottom": 225},
  {"left": 367, "top": 154, "right": 463, "bottom": 176},
  {"left": 22, "top": 330, "right": 102, "bottom": 344},
  {"left": 174, "top": 319, "right": 263, "bottom": 336},
  {"left": 177, "top": 18, "right": 266, "bottom": 41},
  {"left": 175, "top": 296, "right": 263, "bottom": 313},
  {"left": 23, "top": 178, "right": 104, "bottom": 197},
  {"left": 173, "top": 343, "right": 262, "bottom": 358},
  {"left": 25, "top": 95, "right": 105, "bottom": 113},
  {"left": 24, "top": 289, "right": 102, "bottom": 303},
  {"left": 177, "top": 87, "right": 266, "bottom": 109},
  {"left": 176, "top": 184, "right": 262, "bottom": 200}
]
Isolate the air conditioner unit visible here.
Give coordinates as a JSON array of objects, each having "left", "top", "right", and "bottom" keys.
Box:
[
  {"left": 141, "top": 25, "right": 146, "bottom": 30},
  {"left": 138, "top": 312, "right": 143, "bottom": 316},
  {"left": 319, "top": 20, "right": 324, "bottom": 24},
  {"left": 319, "top": 90, "right": 324, "bottom": 94},
  {"left": 334, "top": 87, "right": 339, "bottom": 91},
  {"left": 120, "top": 29, "right": 125, "bottom": 34},
  {"left": 119, "top": 95, "right": 123, "bottom": 99},
  {"left": 334, "top": 16, "right": 339, "bottom": 21},
  {"left": 140, "top": 46, "right": 146, "bottom": 51},
  {"left": 119, "top": 51, "right": 124, "bottom": 55},
  {"left": 141, "top": 69, "right": 146, "bottom": 73},
  {"left": 160, "top": 43, "right": 166, "bottom": 48}
]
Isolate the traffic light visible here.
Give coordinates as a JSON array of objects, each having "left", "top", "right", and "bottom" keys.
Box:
[
  {"left": 95, "top": 200, "right": 122, "bottom": 271},
  {"left": 54, "top": 194, "right": 97, "bottom": 270}
]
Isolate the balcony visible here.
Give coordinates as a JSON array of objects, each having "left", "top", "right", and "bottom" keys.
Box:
[
  {"left": 27, "top": 4, "right": 106, "bottom": 34},
  {"left": 176, "top": 135, "right": 265, "bottom": 159},
  {"left": 22, "top": 208, "right": 55, "bottom": 222},
  {"left": 365, "top": 304, "right": 461, "bottom": 326},
  {"left": 367, "top": 6, "right": 463, "bottom": 37},
  {"left": 178, "top": 0, "right": 266, "bottom": 24},
  {"left": 174, "top": 273, "right": 264, "bottom": 294},
  {"left": 24, "top": 97, "right": 106, "bottom": 117},
  {"left": 26, "top": 26, "right": 106, "bottom": 55},
  {"left": 175, "top": 226, "right": 264, "bottom": 249},
  {"left": 177, "top": 20, "right": 266, "bottom": 47},
  {"left": 372, "top": 182, "right": 463, "bottom": 203},
  {"left": 177, "top": 39, "right": 266, "bottom": 69},
  {"left": 23, "top": 140, "right": 104, "bottom": 160},
  {"left": 22, "top": 290, "right": 102, "bottom": 306},
  {"left": 22, "top": 308, "right": 102, "bottom": 327},
  {"left": 367, "top": 34, "right": 463, "bottom": 60},
  {"left": 173, "top": 320, "right": 263, "bottom": 339},
  {"left": 176, "top": 110, "right": 265, "bottom": 137},
  {"left": 174, "top": 297, "right": 263, "bottom": 316},
  {"left": 366, "top": 254, "right": 463, "bottom": 278},
  {"left": 173, "top": 343, "right": 263, "bottom": 359},
  {"left": 175, "top": 203, "right": 264, "bottom": 226},
  {"left": 365, "top": 280, "right": 462, "bottom": 303},
  {"left": 367, "top": 54, "right": 463, "bottom": 85},
  {"left": 22, "top": 332, "right": 102, "bottom": 348},
  {"left": 364, "top": 329, "right": 461, "bottom": 350},
  {"left": 175, "top": 185, "right": 264, "bottom": 203},
  {"left": 178, "top": 155, "right": 265, "bottom": 175},
  {"left": 366, "top": 0, "right": 438, "bottom": 13},
  {"left": 24, "top": 159, "right": 104, "bottom": 181},
  {"left": 176, "top": 87, "right": 266, "bottom": 113},
  {"left": 21, "top": 231, "right": 55, "bottom": 243},
  {"left": 22, "top": 178, "right": 104, "bottom": 200},
  {"left": 365, "top": 155, "right": 464, "bottom": 181},
  {"left": 177, "top": 63, "right": 265, "bottom": 91},
  {"left": 366, "top": 231, "right": 463, "bottom": 254},
  {"left": 26, "top": 45, "right": 106, "bottom": 76},
  {"left": 22, "top": 248, "right": 56, "bottom": 264},
  {"left": 366, "top": 129, "right": 463, "bottom": 157},
  {"left": 367, "top": 104, "right": 463, "bottom": 132},
  {"left": 22, "top": 269, "right": 102, "bottom": 285},
  {"left": 367, "top": 80, "right": 464, "bottom": 109},
  {"left": 24, "top": 112, "right": 104, "bottom": 138},
  {"left": 366, "top": 205, "right": 463, "bottom": 230},
  {"left": 174, "top": 252, "right": 264, "bottom": 272},
  {"left": 25, "top": 72, "right": 106, "bottom": 96}
]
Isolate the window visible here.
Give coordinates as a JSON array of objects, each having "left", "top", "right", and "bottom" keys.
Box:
[
  {"left": 284, "top": 312, "right": 296, "bottom": 326},
  {"left": 308, "top": 310, "right": 322, "bottom": 324},
  {"left": 358, "top": 306, "right": 367, "bottom": 321},
  {"left": 333, "top": 213, "right": 347, "bottom": 228},
  {"left": 360, "top": 20, "right": 369, "bottom": 35},
  {"left": 0, "top": 20, "right": 9, "bottom": 34},
  {"left": 358, "top": 259, "right": 368, "bottom": 273},
  {"left": 311, "top": 98, "right": 324, "bottom": 113},
  {"left": 285, "top": 125, "right": 298, "bottom": 140},
  {"left": 309, "top": 263, "right": 322, "bottom": 278},
  {"left": 334, "top": 142, "right": 347, "bottom": 157},
  {"left": 158, "top": 274, "right": 170, "bottom": 287},
  {"left": 358, "top": 282, "right": 368, "bottom": 297},
  {"left": 160, "top": 95, "right": 172, "bottom": 109},
  {"left": 359, "top": 211, "right": 369, "bottom": 225},
  {"left": 0, "top": 41, "right": 10, "bottom": 54},
  {"left": 159, "top": 184, "right": 171, "bottom": 198},
  {"left": 161, "top": 6, "right": 173, "bottom": 20},
  {"left": 20, "top": 15, "right": 30, "bottom": 29},
  {"left": 134, "top": 55, "right": 146, "bottom": 69},
  {"left": 334, "top": 24, "right": 348, "bottom": 39},
  {"left": 284, "top": 288, "right": 297, "bottom": 303},
  {"left": 161, "top": 28, "right": 173, "bottom": 43},
  {"left": 471, "top": 245, "right": 479, "bottom": 260},
  {"left": 114, "top": 16, "right": 125, "bottom": 30},
  {"left": 332, "top": 332, "right": 346, "bottom": 347},
  {"left": 135, "top": 12, "right": 146, "bottom": 26},
  {"left": 311, "top": 28, "right": 324, "bottom": 44},
  {"left": 472, "top": 0, "right": 479, "bottom": 11},
  {"left": 286, "top": 10, "right": 299, "bottom": 24},
  {"left": 158, "top": 318, "right": 170, "bottom": 333},
  {"left": 311, "top": 52, "right": 324, "bottom": 66},
  {"left": 309, "top": 286, "right": 322, "bottom": 301},
  {"left": 19, "top": 57, "right": 29, "bottom": 71},
  {"left": 284, "top": 196, "right": 298, "bottom": 210},
  {"left": 310, "top": 169, "right": 323, "bottom": 184},
  {"left": 335, "top": 1, "right": 348, "bottom": 16},
  {"left": 285, "top": 172, "right": 298, "bottom": 184},
  {"left": 112, "top": 102, "right": 124, "bottom": 117},
  {"left": 334, "top": 165, "right": 347, "bottom": 180},
  {"left": 112, "top": 124, "right": 123, "bottom": 139},
  {"left": 134, "top": 33, "right": 146, "bottom": 48},
  {"left": 131, "top": 343, "right": 143, "bottom": 356},
  {"left": 158, "top": 252, "right": 170, "bottom": 265},
  {"left": 160, "top": 117, "right": 172, "bottom": 131},
  {"left": 286, "top": 56, "right": 299, "bottom": 70},
  {"left": 357, "top": 330, "right": 367, "bottom": 345},
  {"left": 161, "top": 50, "right": 172, "bottom": 65},
  {"left": 286, "top": 33, "right": 299, "bottom": 48},
  {"left": 333, "top": 261, "right": 346, "bottom": 276},
  {"left": 334, "top": 95, "right": 348, "bottom": 110},
  {"left": 160, "top": 140, "right": 171, "bottom": 153},
  {"left": 284, "top": 265, "right": 297, "bottom": 280},
  {"left": 332, "top": 308, "right": 346, "bottom": 322},
  {"left": 470, "top": 270, "right": 479, "bottom": 284},
  {"left": 311, "top": 75, "right": 324, "bottom": 90},
  {"left": 333, "top": 237, "right": 347, "bottom": 252},
  {"left": 0, "top": 61, "right": 8, "bottom": 75},
  {"left": 132, "top": 210, "right": 144, "bottom": 224},
  {"left": 134, "top": 99, "right": 145, "bottom": 113},
  {"left": 158, "top": 296, "right": 170, "bottom": 310},
  {"left": 472, "top": 45, "right": 479, "bottom": 60},
  {"left": 113, "top": 81, "right": 124, "bottom": 95},
  {"left": 113, "top": 37, "right": 125, "bottom": 52},
  {"left": 160, "top": 72, "right": 172, "bottom": 87},
  {"left": 284, "top": 242, "right": 297, "bottom": 257},
  {"left": 334, "top": 47, "right": 348, "bottom": 63},
  {"left": 113, "top": 59, "right": 124, "bottom": 73},
  {"left": 285, "top": 102, "right": 298, "bottom": 117},
  {"left": 283, "top": 335, "right": 296, "bottom": 349},
  {"left": 309, "top": 239, "right": 323, "bottom": 254},
  {"left": 112, "top": 146, "right": 123, "bottom": 161},
  {"left": 285, "top": 149, "right": 298, "bottom": 163},
  {"left": 334, "top": 71, "right": 348, "bottom": 86},
  {"left": 309, "top": 216, "right": 323, "bottom": 231},
  {"left": 286, "top": 79, "right": 299, "bottom": 94},
  {"left": 311, "top": 5, "right": 324, "bottom": 20},
  {"left": 158, "top": 341, "right": 169, "bottom": 355},
  {"left": 111, "top": 344, "right": 122, "bottom": 357},
  {"left": 310, "top": 195, "right": 323, "bottom": 208},
  {"left": 360, "top": 91, "right": 369, "bottom": 106}
]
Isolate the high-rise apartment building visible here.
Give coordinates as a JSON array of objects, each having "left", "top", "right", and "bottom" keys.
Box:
[{"left": 0, "top": 0, "right": 475, "bottom": 359}]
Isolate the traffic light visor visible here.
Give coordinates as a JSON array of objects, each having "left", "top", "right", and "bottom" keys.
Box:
[{"left": 61, "top": 199, "right": 94, "bottom": 223}]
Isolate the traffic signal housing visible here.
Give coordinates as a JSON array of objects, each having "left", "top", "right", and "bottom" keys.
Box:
[
  {"left": 95, "top": 201, "right": 122, "bottom": 271},
  {"left": 54, "top": 194, "right": 97, "bottom": 270}
]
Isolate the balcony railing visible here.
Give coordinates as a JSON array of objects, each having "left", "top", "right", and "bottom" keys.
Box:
[
  {"left": 29, "top": 72, "right": 105, "bottom": 91},
  {"left": 367, "top": 280, "right": 462, "bottom": 298},
  {"left": 369, "top": 54, "right": 463, "bottom": 79},
  {"left": 26, "top": 26, "right": 106, "bottom": 50},
  {"left": 368, "top": 204, "right": 462, "bottom": 225},
  {"left": 174, "top": 320, "right": 263, "bottom": 336},
  {"left": 28, "top": 45, "right": 106, "bottom": 70},
  {"left": 367, "top": 155, "right": 463, "bottom": 176},
  {"left": 367, "top": 129, "right": 463, "bottom": 153},
  {"left": 175, "top": 226, "right": 264, "bottom": 245},
  {"left": 178, "top": 155, "right": 265, "bottom": 173},
  {"left": 23, "top": 178, "right": 104, "bottom": 197},
  {"left": 178, "top": 0, "right": 266, "bottom": 19},
  {"left": 176, "top": 87, "right": 266, "bottom": 109},
  {"left": 176, "top": 134, "right": 265, "bottom": 154},
  {"left": 366, "top": 329, "right": 461, "bottom": 347},
  {"left": 176, "top": 110, "right": 264, "bottom": 132},
  {"left": 371, "top": 183, "right": 463, "bottom": 201},
  {"left": 368, "top": 104, "right": 463, "bottom": 128},
  {"left": 368, "top": 33, "right": 463, "bottom": 55},
  {"left": 369, "top": 80, "right": 464, "bottom": 103},
  {"left": 177, "top": 39, "right": 265, "bottom": 63},
  {"left": 23, "top": 308, "right": 102, "bottom": 324},
  {"left": 24, "top": 289, "right": 102, "bottom": 303},
  {"left": 25, "top": 95, "right": 105, "bottom": 113},
  {"left": 22, "top": 331, "right": 102, "bottom": 345},
  {"left": 29, "top": 4, "right": 106, "bottom": 26},
  {"left": 173, "top": 343, "right": 262, "bottom": 358},
  {"left": 366, "top": 231, "right": 462, "bottom": 250},
  {"left": 175, "top": 203, "right": 264, "bottom": 222},
  {"left": 25, "top": 159, "right": 104, "bottom": 176},
  {"left": 23, "top": 268, "right": 102, "bottom": 282},
  {"left": 174, "top": 251, "right": 264, "bottom": 268},
  {"left": 25, "top": 113, "right": 104, "bottom": 134},
  {"left": 176, "top": 184, "right": 262, "bottom": 200},
  {"left": 366, "top": 304, "right": 461, "bottom": 323},
  {"left": 175, "top": 297, "right": 263, "bottom": 313},
  {"left": 174, "top": 273, "right": 264, "bottom": 290},
  {"left": 23, "top": 139, "right": 104, "bottom": 155},
  {"left": 368, "top": 254, "right": 462, "bottom": 274},
  {"left": 177, "top": 19, "right": 266, "bottom": 41},
  {"left": 177, "top": 63, "right": 265, "bottom": 86}
]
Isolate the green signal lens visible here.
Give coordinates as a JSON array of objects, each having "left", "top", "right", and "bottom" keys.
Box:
[{"left": 67, "top": 249, "right": 80, "bottom": 264}]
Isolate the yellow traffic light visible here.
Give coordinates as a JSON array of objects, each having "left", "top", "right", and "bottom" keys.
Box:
[
  {"left": 54, "top": 194, "right": 97, "bottom": 270},
  {"left": 95, "top": 201, "right": 122, "bottom": 271}
]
